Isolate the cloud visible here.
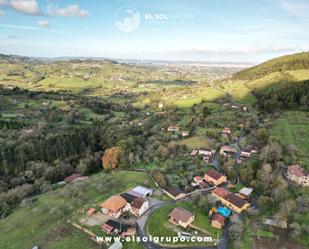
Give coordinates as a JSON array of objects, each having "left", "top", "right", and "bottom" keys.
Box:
[
  {"left": 37, "top": 20, "right": 49, "bottom": 28},
  {"left": 47, "top": 4, "right": 89, "bottom": 17},
  {"left": 0, "top": 9, "right": 5, "bottom": 16},
  {"left": 0, "top": 0, "right": 41, "bottom": 15},
  {"left": 10, "top": 0, "right": 40, "bottom": 15}
]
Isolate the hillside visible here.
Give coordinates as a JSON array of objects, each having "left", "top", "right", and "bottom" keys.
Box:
[{"left": 234, "top": 52, "right": 309, "bottom": 80}]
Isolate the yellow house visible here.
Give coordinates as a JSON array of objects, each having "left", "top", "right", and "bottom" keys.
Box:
[
  {"left": 204, "top": 169, "right": 227, "bottom": 186},
  {"left": 212, "top": 187, "right": 250, "bottom": 213},
  {"left": 169, "top": 207, "right": 195, "bottom": 228}
]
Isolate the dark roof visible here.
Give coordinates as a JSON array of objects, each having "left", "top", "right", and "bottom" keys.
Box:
[
  {"left": 131, "top": 198, "right": 145, "bottom": 209},
  {"left": 105, "top": 220, "right": 129, "bottom": 233},
  {"left": 169, "top": 207, "right": 194, "bottom": 223},
  {"left": 224, "top": 193, "right": 247, "bottom": 208},
  {"left": 166, "top": 187, "right": 183, "bottom": 197},
  {"left": 120, "top": 193, "right": 136, "bottom": 204},
  {"left": 205, "top": 169, "right": 223, "bottom": 180}
]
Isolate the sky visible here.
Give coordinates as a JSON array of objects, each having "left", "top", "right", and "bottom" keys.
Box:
[{"left": 0, "top": 0, "right": 308, "bottom": 62}]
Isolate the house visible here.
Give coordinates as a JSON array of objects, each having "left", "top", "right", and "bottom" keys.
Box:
[
  {"left": 130, "top": 198, "right": 149, "bottom": 217},
  {"left": 240, "top": 149, "right": 252, "bottom": 158},
  {"left": 182, "top": 131, "right": 189, "bottom": 137},
  {"left": 287, "top": 165, "right": 309, "bottom": 187},
  {"left": 167, "top": 125, "right": 179, "bottom": 132},
  {"left": 193, "top": 176, "right": 203, "bottom": 183},
  {"left": 87, "top": 208, "right": 96, "bottom": 216},
  {"left": 126, "top": 190, "right": 144, "bottom": 199},
  {"left": 204, "top": 169, "right": 227, "bottom": 186},
  {"left": 199, "top": 181, "right": 209, "bottom": 189},
  {"left": 191, "top": 149, "right": 198, "bottom": 156},
  {"left": 169, "top": 207, "right": 195, "bottom": 228},
  {"left": 64, "top": 174, "right": 82, "bottom": 183},
  {"left": 115, "top": 192, "right": 150, "bottom": 218},
  {"left": 238, "top": 187, "right": 253, "bottom": 199},
  {"left": 199, "top": 149, "right": 213, "bottom": 156},
  {"left": 222, "top": 127, "right": 231, "bottom": 136},
  {"left": 100, "top": 195, "right": 128, "bottom": 218},
  {"left": 129, "top": 186, "right": 153, "bottom": 198},
  {"left": 102, "top": 219, "right": 131, "bottom": 235},
  {"left": 220, "top": 146, "right": 237, "bottom": 156},
  {"left": 212, "top": 188, "right": 250, "bottom": 213},
  {"left": 212, "top": 187, "right": 230, "bottom": 199},
  {"left": 120, "top": 193, "right": 138, "bottom": 203},
  {"left": 211, "top": 214, "right": 225, "bottom": 229},
  {"left": 163, "top": 187, "right": 186, "bottom": 200}
]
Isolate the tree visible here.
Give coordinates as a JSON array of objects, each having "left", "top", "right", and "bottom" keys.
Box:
[
  {"left": 102, "top": 146, "right": 124, "bottom": 170},
  {"left": 259, "top": 141, "right": 282, "bottom": 163}
]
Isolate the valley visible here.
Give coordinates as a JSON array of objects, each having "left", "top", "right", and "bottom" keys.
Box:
[{"left": 0, "top": 52, "right": 309, "bottom": 249}]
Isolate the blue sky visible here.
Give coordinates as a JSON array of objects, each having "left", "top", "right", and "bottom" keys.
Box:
[{"left": 0, "top": 0, "right": 308, "bottom": 62}]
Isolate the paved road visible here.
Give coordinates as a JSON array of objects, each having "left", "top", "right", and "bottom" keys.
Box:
[{"left": 136, "top": 198, "right": 229, "bottom": 249}]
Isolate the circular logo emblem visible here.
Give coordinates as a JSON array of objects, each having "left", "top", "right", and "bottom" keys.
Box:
[{"left": 114, "top": 6, "right": 140, "bottom": 32}]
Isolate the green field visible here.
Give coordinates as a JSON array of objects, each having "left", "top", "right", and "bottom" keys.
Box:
[
  {"left": 179, "top": 135, "right": 212, "bottom": 149},
  {"left": 0, "top": 171, "right": 155, "bottom": 249},
  {"left": 146, "top": 202, "right": 221, "bottom": 246},
  {"left": 270, "top": 111, "right": 309, "bottom": 168}
]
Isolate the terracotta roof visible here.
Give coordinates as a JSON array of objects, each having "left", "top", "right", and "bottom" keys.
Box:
[
  {"left": 100, "top": 195, "right": 127, "bottom": 212},
  {"left": 64, "top": 173, "right": 82, "bottom": 183},
  {"left": 212, "top": 187, "right": 229, "bottom": 198},
  {"left": 194, "top": 176, "right": 203, "bottom": 182},
  {"left": 166, "top": 187, "right": 183, "bottom": 197},
  {"left": 131, "top": 198, "right": 145, "bottom": 209},
  {"left": 224, "top": 193, "right": 248, "bottom": 208},
  {"left": 212, "top": 214, "right": 225, "bottom": 226},
  {"left": 288, "top": 165, "right": 306, "bottom": 177},
  {"left": 169, "top": 207, "right": 194, "bottom": 223},
  {"left": 205, "top": 169, "right": 224, "bottom": 180},
  {"left": 221, "top": 146, "right": 237, "bottom": 153},
  {"left": 87, "top": 208, "right": 96, "bottom": 216}
]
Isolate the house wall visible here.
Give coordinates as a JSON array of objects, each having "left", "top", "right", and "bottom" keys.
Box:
[
  {"left": 287, "top": 174, "right": 309, "bottom": 186},
  {"left": 131, "top": 201, "right": 149, "bottom": 217},
  {"left": 170, "top": 216, "right": 194, "bottom": 228},
  {"left": 101, "top": 204, "right": 129, "bottom": 218},
  {"left": 211, "top": 220, "right": 223, "bottom": 229},
  {"left": 205, "top": 175, "right": 227, "bottom": 186}
]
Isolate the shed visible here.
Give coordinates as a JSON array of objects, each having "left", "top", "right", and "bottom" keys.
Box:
[
  {"left": 239, "top": 187, "right": 253, "bottom": 197},
  {"left": 130, "top": 186, "right": 153, "bottom": 198}
]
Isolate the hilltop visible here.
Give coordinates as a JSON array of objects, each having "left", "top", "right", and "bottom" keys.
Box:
[{"left": 234, "top": 52, "right": 309, "bottom": 80}]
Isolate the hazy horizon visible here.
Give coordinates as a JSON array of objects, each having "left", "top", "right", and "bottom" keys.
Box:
[{"left": 0, "top": 0, "right": 309, "bottom": 63}]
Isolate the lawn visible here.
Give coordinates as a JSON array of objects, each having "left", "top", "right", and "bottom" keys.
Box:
[
  {"left": 178, "top": 135, "right": 211, "bottom": 149},
  {"left": 0, "top": 170, "right": 155, "bottom": 249},
  {"left": 270, "top": 111, "right": 309, "bottom": 169},
  {"left": 146, "top": 202, "right": 221, "bottom": 246}
]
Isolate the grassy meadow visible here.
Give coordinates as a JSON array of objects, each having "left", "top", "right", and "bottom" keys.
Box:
[{"left": 0, "top": 171, "right": 155, "bottom": 249}]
